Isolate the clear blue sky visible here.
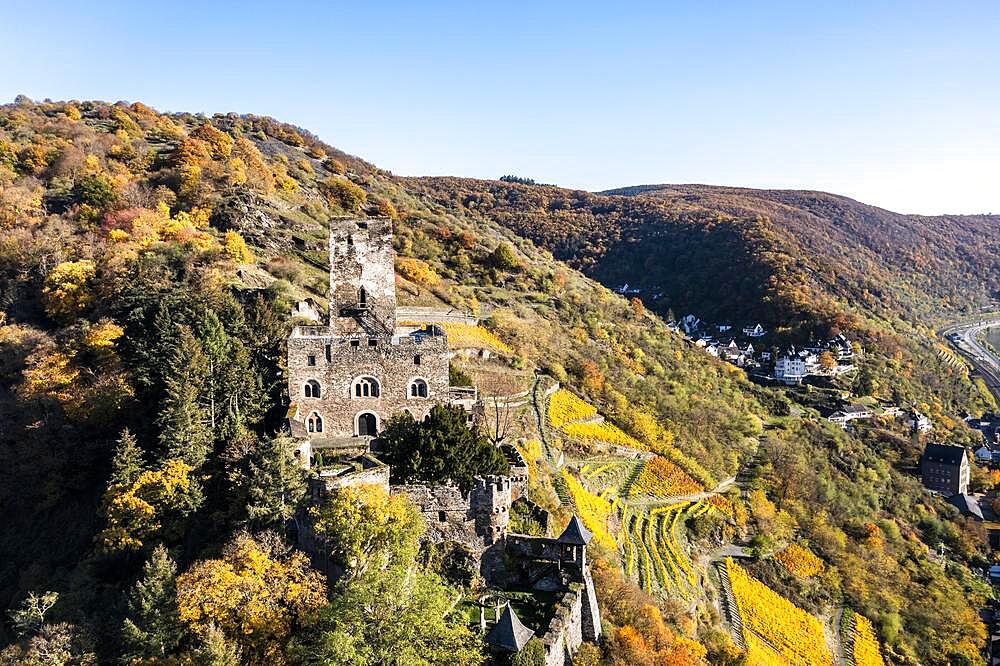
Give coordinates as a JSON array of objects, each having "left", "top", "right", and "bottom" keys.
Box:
[{"left": 2, "top": 1, "right": 999, "bottom": 214}]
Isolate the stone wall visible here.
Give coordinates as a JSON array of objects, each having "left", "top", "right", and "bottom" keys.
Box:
[
  {"left": 392, "top": 475, "right": 512, "bottom": 555},
  {"left": 288, "top": 328, "right": 450, "bottom": 437},
  {"left": 329, "top": 217, "right": 397, "bottom": 336},
  {"left": 539, "top": 572, "right": 602, "bottom": 666}
]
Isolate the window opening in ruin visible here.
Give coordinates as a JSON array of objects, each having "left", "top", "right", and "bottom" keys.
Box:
[
  {"left": 351, "top": 340, "right": 360, "bottom": 347},
  {"left": 358, "top": 287, "right": 367, "bottom": 308},
  {"left": 413, "top": 354, "right": 421, "bottom": 365},
  {"left": 354, "top": 377, "right": 381, "bottom": 398},
  {"left": 368, "top": 338, "right": 377, "bottom": 347},
  {"left": 307, "top": 412, "right": 323, "bottom": 433},
  {"left": 307, "top": 355, "right": 316, "bottom": 366},
  {"left": 438, "top": 511, "right": 446, "bottom": 522},
  {"left": 304, "top": 380, "right": 321, "bottom": 398},
  {"left": 325, "top": 343, "right": 332, "bottom": 362},
  {"left": 410, "top": 379, "right": 428, "bottom": 398}
]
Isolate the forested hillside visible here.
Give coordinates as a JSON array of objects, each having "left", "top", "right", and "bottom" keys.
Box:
[
  {"left": 405, "top": 176, "right": 998, "bottom": 421},
  {"left": 0, "top": 98, "right": 992, "bottom": 666}
]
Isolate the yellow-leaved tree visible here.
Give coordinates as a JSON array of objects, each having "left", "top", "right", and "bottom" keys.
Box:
[
  {"left": 310, "top": 483, "right": 423, "bottom": 579},
  {"left": 176, "top": 532, "right": 327, "bottom": 665},
  {"left": 42, "top": 260, "right": 95, "bottom": 322},
  {"left": 223, "top": 230, "right": 254, "bottom": 264},
  {"left": 98, "top": 459, "right": 198, "bottom": 552}
]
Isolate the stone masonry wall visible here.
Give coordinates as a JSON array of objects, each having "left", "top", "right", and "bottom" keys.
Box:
[
  {"left": 392, "top": 475, "right": 512, "bottom": 555},
  {"left": 329, "top": 217, "right": 397, "bottom": 336},
  {"left": 288, "top": 331, "right": 450, "bottom": 437}
]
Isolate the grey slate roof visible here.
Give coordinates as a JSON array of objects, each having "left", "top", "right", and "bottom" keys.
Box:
[
  {"left": 922, "top": 443, "right": 967, "bottom": 466},
  {"left": 557, "top": 514, "right": 593, "bottom": 545},
  {"left": 948, "top": 494, "right": 984, "bottom": 520},
  {"left": 485, "top": 603, "right": 535, "bottom": 652}
]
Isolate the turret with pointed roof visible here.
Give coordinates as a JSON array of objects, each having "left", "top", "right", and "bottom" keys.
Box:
[
  {"left": 485, "top": 603, "right": 536, "bottom": 653},
  {"left": 557, "top": 514, "right": 592, "bottom": 546}
]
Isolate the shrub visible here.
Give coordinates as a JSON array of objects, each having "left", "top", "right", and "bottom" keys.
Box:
[{"left": 323, "top": 177, "right": 366, "bottom": 211}]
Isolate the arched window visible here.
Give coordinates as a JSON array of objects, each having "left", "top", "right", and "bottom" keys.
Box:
[
  {"left": 409, "top": 378, "right": 428, "bottom": 398},
  {"left": 304, "top": 380, "right": 321, "bottom": 398},
  {"left": 358, "top": 287, "right": 367, "bottom": 308},
  {"left": 353, "top": 376, "right": 380, "bottom": 398},
  {"left": 307, "top": 412, "right": 323, "bottom": 433}
]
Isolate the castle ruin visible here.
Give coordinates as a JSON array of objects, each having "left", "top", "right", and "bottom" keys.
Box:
[{"left": 287, "top": 217, "right": 600, "bottom": 663}]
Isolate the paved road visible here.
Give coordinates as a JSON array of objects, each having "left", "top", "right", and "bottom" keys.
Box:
[{"left": 940, "top": 317, "right": 1000, "bottom": 404}]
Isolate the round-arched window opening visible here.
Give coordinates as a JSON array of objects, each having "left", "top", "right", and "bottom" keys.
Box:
[
  {"left": 357, "top": 412, "right": 378, "bottom": 436},
  {"left": 304, "top": 379, "right": 321, "bottom": 398},
  {"left": 307, "top": 412, "right": 323, "bottom": 433},
  {"left": 353, "top": 376, "right": 381, "bottom": 398},
  {"left": 409, "top": 378, "right": 428, "bottom": 398}
]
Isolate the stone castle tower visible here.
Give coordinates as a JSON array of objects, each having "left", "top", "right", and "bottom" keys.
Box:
[
  {"left": 328, "top": 217, "right": 397, "bottom": 337},
  {"left": 287, "top": 217, "right": 451, "bottom": 442}
]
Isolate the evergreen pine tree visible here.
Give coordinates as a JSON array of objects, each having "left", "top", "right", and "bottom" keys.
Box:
[
  {"left": 197, "top": 310, "right": 266, "bottom": 443},
  {"left": 120, "top": 545, "right": 184, "bottom": 662},
  {"left": 108, "top": 428, "right": 144, "bottom": 488},
  {"left": 246, "top": 437, "right": 307, "bottom": 528},
  {"left": 197, "top": 310, "right": 233, "bottom": 435},
  {"left": 158, "top": 326, "right": 212, "bottom": 467},
  {"left": 193, "top": 623, "right": 242, "bottom": 666}
]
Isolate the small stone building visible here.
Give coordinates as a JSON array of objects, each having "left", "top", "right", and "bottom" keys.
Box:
[{"left": 287, "top": 217, "right": 453, "bottom": 442}]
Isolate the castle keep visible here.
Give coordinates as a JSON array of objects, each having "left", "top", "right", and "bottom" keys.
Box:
[
  {"left": 288, "top": 217, "right": 601, "bottom": 664},
  {"left": 287, "top": 217, "right": 452, "bottom": 441}
]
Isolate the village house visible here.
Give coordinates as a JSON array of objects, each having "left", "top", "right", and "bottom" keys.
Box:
[
  {"left": 975, "top": 445, "right": 994, "bottom": 465},
  {"left": 907, "top": 409, "right": 933, "bottom": 434},
  {"left": 774, "top": 354, "right": 807, "bottom": 384},
  {"left": 743, "top": 323, "right": 766, "bottom": 337},
  {"left": 827, "top": 404, "right": 872, "bottom": 428},
  {"left": 921, "top": 443, "right": 970, "bottom": 496}
]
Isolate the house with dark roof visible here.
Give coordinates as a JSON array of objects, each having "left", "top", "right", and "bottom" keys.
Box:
[
  {"left": 947, "top": 494, "right": 984, "bottom": 521},
  {"left": 921, "top": 443, "right": 970, "bottom": 496}
]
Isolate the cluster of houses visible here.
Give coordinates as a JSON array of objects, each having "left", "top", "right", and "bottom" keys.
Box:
[
  {"left": 821, "top": 403, "right": 931, "bottom": 432},
  {"left": 666, "top": 314, "right": 859, "bottom": 383},
  {"left": 969, "top": 413, "right": 1000, "bottom": 466}
]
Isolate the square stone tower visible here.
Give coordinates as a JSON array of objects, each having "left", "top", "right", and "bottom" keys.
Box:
[
  {"left": 287, "top": 216, "right": 454, "bottom": 443},
  {"left": 329, "top": 217, "right": 397, "bottom": 338}
]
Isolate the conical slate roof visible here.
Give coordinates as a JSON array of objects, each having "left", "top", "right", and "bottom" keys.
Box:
[
  {"left": 557, "top": 514, "right": 592, "bottom": 545},
  {"left": 486, "top": 603, "right": 535, "bottom": 652}
]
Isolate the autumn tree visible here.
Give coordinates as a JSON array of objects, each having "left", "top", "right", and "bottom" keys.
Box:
[
  {"left": 98, "top": 459, "right": 199, "bottom": 552},
  {"left": 490, "top": 241, "right": 519, "bottom": 271},
  {"left": 396, "top": 257, "right": 440, "bottom": 291},
  {"left": 818, "top": 350, "right": 837, "bottom": 370},
  {"left": 175, "top": 532, "right": 326, "bottom": 665},
  {"left": 222, "top": 230, "right": 253, "bottom": 264},
  {"left": 42, "top": 260, "right": 95, "bottom": 322},
  {"left": 322, "top": 177, "right": 366, "bottom": 212},
  {"left": 310, "top": 483, "right": 423, "bottom": 578}
]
